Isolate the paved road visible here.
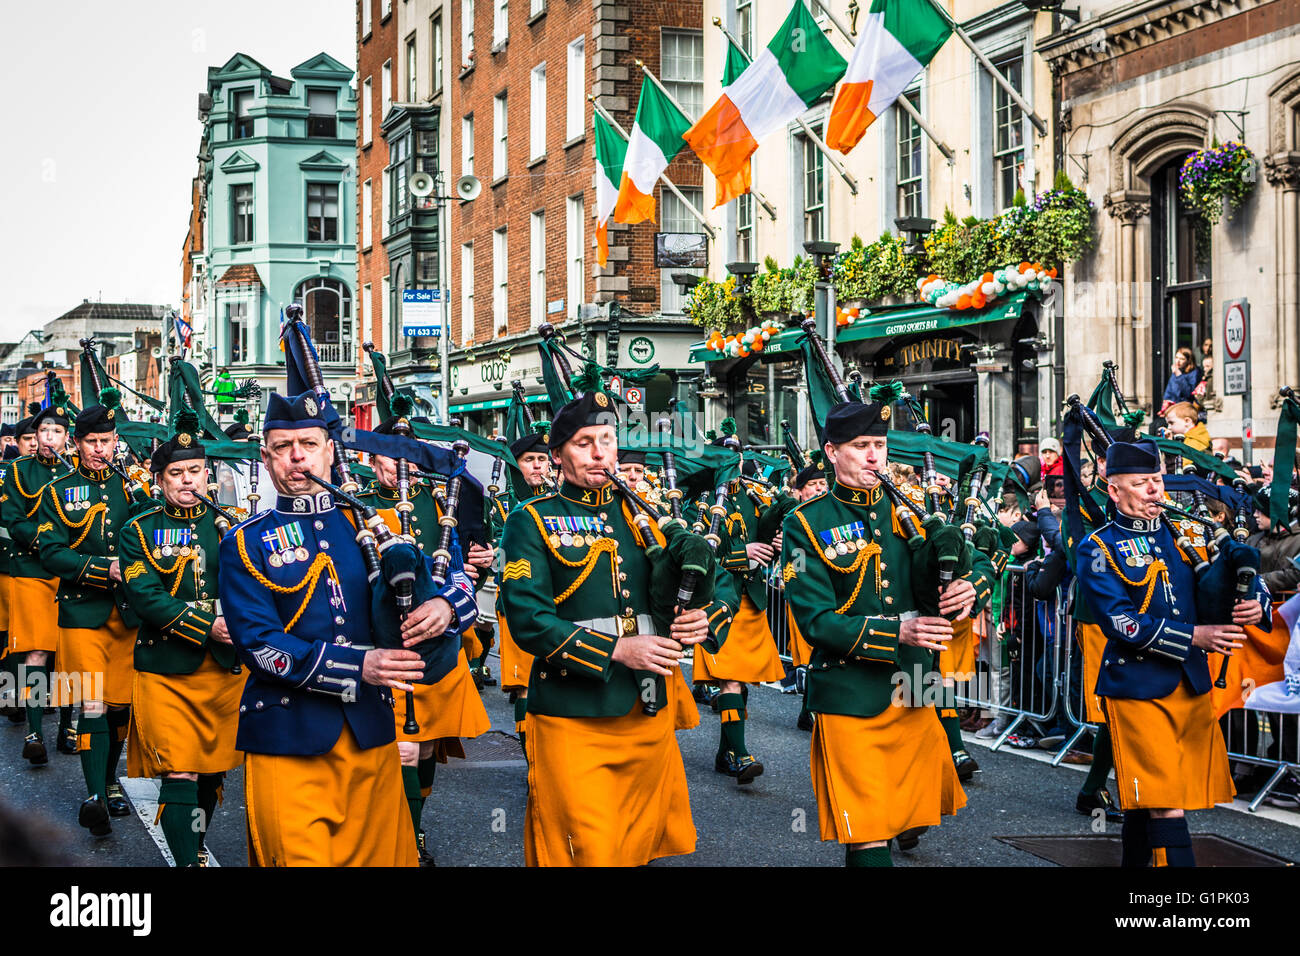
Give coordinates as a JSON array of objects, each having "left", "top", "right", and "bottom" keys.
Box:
[{"left": 2, "top": 654, "right": 1297, "bottom": 866}]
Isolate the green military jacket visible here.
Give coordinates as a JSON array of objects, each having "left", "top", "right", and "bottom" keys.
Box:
[
  {"left": 719, "top": 482, "right": 771, "bottom": 610},
  {"left": 781, "top": 479, "right": 995, "bottom": 718},
  {"left": 0, "top": 457, "right": 16, "bottom": 576},
  {"left": 0, "top": 455, "right": 70, "bottom": 579},
  {"left": 119, "top": 501, "right": 236, "bottom": 674},
  {"left": 36, "top": 465, "right": 142, "bottom": 630},
  {"left": 499, "top": 479, "right": 736, "bottom": 718}
]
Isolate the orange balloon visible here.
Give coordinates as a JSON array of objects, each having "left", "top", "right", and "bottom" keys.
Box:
[
  {"left": 751, "top": 338, "right": 765, "bottom": 352},
  {"left": 1048, "top": 267, "right": 1058, "bottom": 279},
  {"left": 971, "top": 293, "right": 986, "bottom": 309},
  {"left": 982, "top": 272, "right": 994, "bottom": 284},
  {"left": 1019, "top": 262, "right": 1031, "bottom": 273},
  {"left": 957, "top": 294, "right": 972, "bottom": 309}
]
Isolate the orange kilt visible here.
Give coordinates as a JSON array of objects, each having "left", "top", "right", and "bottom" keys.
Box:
[
  {"left": 7, "top": 575, "right": 60, "bottom": 654},
  {"left": 244, "top": 725, "right": 417, "bottom": 867},
  {"left": 1075, "top": 621, "right": 1107, "bottom": 724},
  {"left": 787, "top": 606, "right": 812, "bottom": 669},
  {"left": 1103, "top": 680, "right": 1235, "bottom": 811},
  {"left": 127, "top": 652, "right": 246, "bottom": 777},
  {"left": 58, "top": 608, "right": 136, "bottom": 706},
  {"left": 811, "top": 706, "right": 967, "bottom": 844},
  {"left": 693, "top": 594, "right": 785, "bottom": 684},
  {"left": 523, "top": 681, "right": 696, "bottom": 867},
  {"left": 671, "top": 668, "right": 699, "bottom": 730},
  {"left": 0, "top": 572, "right": 8, "bottom": 632},
  {"left": 938, "top": 617, "right": 976, "bottom": 681},
  {"left": 497, "top": 612, "right": 535, "bottom": 692},
  {"left": 394, "top": 648, "right": 490, "bottom": 747}
]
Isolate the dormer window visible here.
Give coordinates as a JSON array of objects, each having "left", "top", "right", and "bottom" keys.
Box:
[{"left": 307, "top": 88, "right": 337, "bottom": 138}]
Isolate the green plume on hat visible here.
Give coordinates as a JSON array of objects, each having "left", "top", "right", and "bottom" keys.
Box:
[
  {"left": 719, "top": 417, "right": 737, "bottom": 437},
  {"left": 1122, "top": 409, "right": 1146, "bottom": 429},
  {"left": 869, "top": 381, "right": 905, "bottom": 405},
  {"left": 569, "top": 361, "right": 606, "bottom": 396},
  {"left": 705, "top": 429, "right": 717, "bottom": 441},
  {"left": 808, "top": 448, "right": 825, "bottom": 469},
  {"left": 390, "top": 392, "right": 415, "bottom": 420},
  {"left": 26, "top": 401, "right": 41, "bottom": 416},
  {"left": 98, "top": 386, "right": 122, "bottom": 410},
  {"left": 234, "top": 407, "right": 249, "bottom": 426},
  {"left": 531, "top": 419, "right": 551, "bottom": 436},
  {"left": 174, "top": 407, "right": 200, "bottom": 439}
]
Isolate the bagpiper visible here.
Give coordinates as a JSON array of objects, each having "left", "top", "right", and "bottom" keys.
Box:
[
  {"left": 119, "top": 411, "right": 246, "bottom": 865},
  {"left": 0, "top": 406, "right": 74, "bottom": 753},
  {"left": 783, "top": 451, "right": 830, "bottom": 733},
  {"left": 37, "top": 401, "right": 144, "bottom": 835},
  {"left": 218, "top": 392, "right": 476, "bottom": 865},
  {"left": 498, "top": 387, "right": 734, "bottom": 866},
  {"left": 1075, "top": 439, "right": 1268, "bottom": 866},
  {"left": 781, "top": 400, "right": 994, "bottom": 866}
]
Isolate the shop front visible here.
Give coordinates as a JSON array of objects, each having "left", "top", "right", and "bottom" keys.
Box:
[{"left": 446, "top": 315, "right": 707, "bottom": 437}]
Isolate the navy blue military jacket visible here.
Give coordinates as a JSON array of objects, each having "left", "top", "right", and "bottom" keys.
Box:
[
  {"left": 1076, "top": 510, "right": 1270, "bottom": 700},
  {"left": 219, "top": 491, "right": 478, "bottom": 756}
]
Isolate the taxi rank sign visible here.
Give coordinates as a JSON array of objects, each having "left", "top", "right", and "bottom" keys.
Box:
[{"left": 1221, "top": 298, "right": 1251, "bottom": 463}]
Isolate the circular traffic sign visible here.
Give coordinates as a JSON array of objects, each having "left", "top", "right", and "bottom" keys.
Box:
[{"left": 1224, "top": 302, "right": 1247, "bottom": 360}]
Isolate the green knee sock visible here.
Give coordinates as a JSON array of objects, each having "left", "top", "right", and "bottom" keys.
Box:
[
  {"left": 24, "top": 663, "right": 48, "bottom": 735},
  {"left": 1081, "top": 724, "right": 1115, "bottom": 796},
  {"left": 196, "top": 773, "right": 223, "bottom": 839},
  {"left": 416, "top": 755, "right": 437, "bottom": 832},
  {"left": 158, "top": 778, "right": 201, "bottom": 867},
  {"left": 717, "top": 693, "right": 748, "bottom": 756},
  {"left": 58, "top": 706, "right": 73, "bottom": 733},
  {"left": 402, "top": 765, "right": 423, "bottom": 834},
  {"left": 104, "top": 707, "right": 130, "bottom": 788},
  {"left": 78, "top": 714, "right": 109, "bottom": 799},
  {"left": 847, "top": 846, "right": 892, "bottom": 867},
  {"left": 939, "top": 710, "right": 964, "bottom": 753}
]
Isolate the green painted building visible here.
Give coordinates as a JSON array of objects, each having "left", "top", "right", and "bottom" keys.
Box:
[{"left": 194, "top": 52, "right": 358, "bottom": 413}]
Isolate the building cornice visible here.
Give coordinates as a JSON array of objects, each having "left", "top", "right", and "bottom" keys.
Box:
[{"left": 1037, "top": 0, "right": 1277, "bottom": 74}]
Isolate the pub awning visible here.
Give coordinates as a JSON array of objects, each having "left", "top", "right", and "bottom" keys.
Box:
[
  {"left": 834, "top": 291, "right": 1033, "bottom": 344},
  {"left": 450, "top": 393, "right": 548, "bottom": 413},
  {"left": 687, "top": 290, "right": 1038, "bottom": 363}
]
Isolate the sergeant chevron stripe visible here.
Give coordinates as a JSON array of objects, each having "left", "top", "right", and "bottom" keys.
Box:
[
  {"left": 503, "top": 559, "right": 532, "bottom": 581},
  {"left": 124, "top": 561, "right": 148, "bottom": 582}
]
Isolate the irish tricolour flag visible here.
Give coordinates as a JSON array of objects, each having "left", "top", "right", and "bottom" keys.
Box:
[
  {"left": 594, "top": 112, "right": 627, "bottom": 268},
  {"left": 684, "top": 1, "right": 846, "bottom": 208},
  {"left": 614, "top": 77, "right": 690, "bottom": 224},
  {"left": 825, "top": 0, "right": 951, "bottom": 153}
]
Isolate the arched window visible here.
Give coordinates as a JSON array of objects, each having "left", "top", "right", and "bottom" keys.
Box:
[
  {"left": 390, "top": 262, "right": 408, "bottom": 354},
  {"left": 294, "top": 278, "right": 353, "bottom": 363}
]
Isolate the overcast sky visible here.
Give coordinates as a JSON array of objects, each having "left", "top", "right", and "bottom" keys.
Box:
[{"left": 0, "top": 0, "right": 354, "bottom": 343}]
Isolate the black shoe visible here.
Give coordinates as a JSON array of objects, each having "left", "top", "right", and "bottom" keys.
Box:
[
  {"left": 417, "top": 828, "right": 436, "bottom": 867},
  {"left": 197, "top": 845, "right": 211, "bottom": 867},
  {"left": 1076, "top": 787, "right": 1124, "bottom": 823},
  {"left": 105, "top": 783, "right": 131, "bottom": 817},
  {"left": 478, "top": 665, "right": 497, "bottom": 688},
  {"left": 57, "top": 726, "right": 78, "bottom": 754},
  {"left": 796, "top": 710, "right": 816, "bottom": 732},
  {"left": 953, "top": 749, "right": 980, "bottom": 782},
  {"left": 895, "top": 826, "right": 928, "bottom": 852},
  {"left": 78, "top": 795, "right": 112, "bottom": 837},
  {"left": 22, "top": 732, "right": 48, "bottom": 766},
  {"left": 691, "top": 683, "right": 713, "bottom": 704},
  {"left": 715, "top": 750, "right": 764, "bottom": 785}
]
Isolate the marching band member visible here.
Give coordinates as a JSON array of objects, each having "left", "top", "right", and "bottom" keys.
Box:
[
  {"left": 120, "top": 414, "right": 245, "bottom": 865},
  {"left": 219, "top": 392, "right": 473, "bottom": 866},
  {"left": 782, "top": 400, "right": 992, "bottom": 866},
  {"left": 37, "top": 403, "right": 143, "bottom": 835}
]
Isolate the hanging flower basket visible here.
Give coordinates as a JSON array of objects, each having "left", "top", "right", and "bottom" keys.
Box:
[{"left": 1179, "top": 141, "right": 1257, "bottom": 225}]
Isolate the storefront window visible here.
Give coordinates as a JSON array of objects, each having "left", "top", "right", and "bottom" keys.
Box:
[
  {"left": 1152, "top": 157, "right": 1212, "bottom": 408},
  {"left": 735, "top": 357, "right": 800, "bottom": 448}
]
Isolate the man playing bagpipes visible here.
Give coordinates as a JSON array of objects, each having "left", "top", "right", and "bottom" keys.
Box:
[
  {"left": 0, "top": 402, "right": 74, "bottom": 762},
  {"left": 781, "top": 395, "right": 995, "bottom": 867},
  {"left": 782, "top": 441, "right": 831, "bottom": 734},
  {"left": 38, "top": 396, "right": 154, "bottom": 837},
  {"left": 1075, "top": 438, "right": 1269, "bottom": 866},
  {"left": 497, "top": 374, "right": 737, "bottom": 866},
  {"left": 357, "top": 401, "right": 490, "bottom": 867},
  {"left": 119, "top": 410, "right": 246, "bottom": 866}
]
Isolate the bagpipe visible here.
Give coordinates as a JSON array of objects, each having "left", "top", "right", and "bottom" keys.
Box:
[
  {"left": 798, "top": 317, "right": 978, "bottom": 621},
  {"left": 1063, "top": 388, "right": 1260, "bottom": 687},
  {"left": 282, "top": 306, "right": 469, "bottom": 723}
]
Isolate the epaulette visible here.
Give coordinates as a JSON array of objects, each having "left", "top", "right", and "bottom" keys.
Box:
[
  {"left": 122, "top": 505, "right": 163, "bottom": 532},
  {"left": 900, "top": 483, "right": 928, "bottom": 510},
  {"left": 229, "top": 507, "right": 275, "bottom": 536}
]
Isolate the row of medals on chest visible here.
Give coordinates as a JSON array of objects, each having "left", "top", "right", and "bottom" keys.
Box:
[
  {"left": 823, "top": 518, "right": 880, "bottom": 562},
  {"left": 545, "top": 513, "right": 615, "bottom": 550}
]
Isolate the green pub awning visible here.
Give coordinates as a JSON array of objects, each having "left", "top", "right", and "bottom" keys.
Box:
[{"left": 450, "top": 394, "right": 548, "bottom": 413}]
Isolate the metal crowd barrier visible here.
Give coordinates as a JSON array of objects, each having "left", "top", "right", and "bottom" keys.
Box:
[
  {"left": 767, "top": 571, "right": 792, "bottom": 664},
  {"left": 956, "top": 564, "right": 1065, "bottom": 751}
]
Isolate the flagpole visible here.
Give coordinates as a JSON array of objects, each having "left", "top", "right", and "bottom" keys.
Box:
[
  {"left": 589, "top": 96, "right": 717, "bottom": 239},
  {"left": 639, "top": 52, "right": 778, "bottom": 222},
  {"left": 702, "top": 24, "right": 852, "bottom": 195},
  {"left": 921, "top": 0, "right": 1049, "bottom": 137},
  {"left": 811, "top": 6, "right": 956, "bottom": 163}
]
